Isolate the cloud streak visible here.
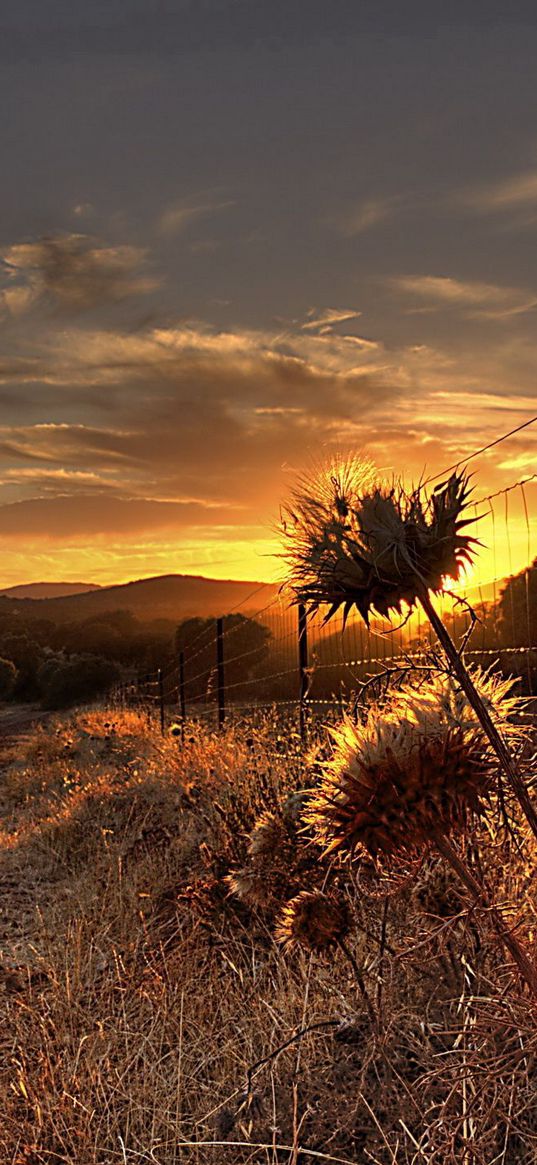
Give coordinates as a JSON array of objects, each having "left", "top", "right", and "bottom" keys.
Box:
[
  {"left": 390, "top": 274, "right": 537, "bottom": 320},
  {"left": 463, "top": 170, "right": 537, "bottom": 213},
  {"left": 301, "top": 307, "right": 362, "bottom": 330},
  {"left": 157, "top": 198, "right": 235, "bottom": 237},
  {"left": 331, "top": 196, "right": 399, "bottom": 236}
]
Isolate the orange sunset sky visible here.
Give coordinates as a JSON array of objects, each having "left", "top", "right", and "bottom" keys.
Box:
[{"left": 0, "top": 3, "right": 536, "bottom": 591}]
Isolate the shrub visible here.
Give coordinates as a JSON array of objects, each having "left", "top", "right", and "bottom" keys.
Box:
[
  {"left": 0, "top": 656, "right": 17, "bottom": 700},
  {"left": 39, "top": 654, "right": 121, "bottom": 709}
]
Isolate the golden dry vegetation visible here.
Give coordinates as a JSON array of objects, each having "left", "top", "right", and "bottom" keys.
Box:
[{"left": 1, "top": 705, "right": 537, "bottom": 1164}]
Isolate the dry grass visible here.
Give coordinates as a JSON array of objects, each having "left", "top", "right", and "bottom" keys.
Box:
[{"left": 1, "top": 706, "right": 537, "bottom": 1163}]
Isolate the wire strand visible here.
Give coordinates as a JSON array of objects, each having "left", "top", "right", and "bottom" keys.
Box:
[{"left": 422, "top": 415, "right": 537, "bottom": 487}]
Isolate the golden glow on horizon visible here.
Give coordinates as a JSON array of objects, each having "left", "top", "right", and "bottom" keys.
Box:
[
  {"left": 0, "top": 485, "right": 534, "bottom": 595},
  {"left": 0, "top": 536, "right": 284, "bottom": 590}
]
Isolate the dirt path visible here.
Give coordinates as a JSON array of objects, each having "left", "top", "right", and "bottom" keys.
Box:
[
  {"left": 0, "top": 702, "right": 50, "bottom": 734},
  {"left": 0, "top": 704, "right": 52, "bottom": 760}
]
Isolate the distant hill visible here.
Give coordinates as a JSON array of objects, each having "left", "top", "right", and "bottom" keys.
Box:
[
  {"left": 0, "top": 574, "right": 278, "bottom": 625},
  {"left": 0, "top": 582, "right": 102, "bottom": 600}
]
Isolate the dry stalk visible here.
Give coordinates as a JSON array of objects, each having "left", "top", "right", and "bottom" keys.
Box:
[{"left": 434, "top": 833, "right": 537, "bottom": 998}]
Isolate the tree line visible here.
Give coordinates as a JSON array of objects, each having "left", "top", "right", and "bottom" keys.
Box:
[{"left": 0, "top": 560, "right": 534, "bottom": 708}]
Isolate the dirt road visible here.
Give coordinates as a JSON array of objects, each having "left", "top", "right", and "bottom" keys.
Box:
[{"left": 0, "top": 703, "right": 51, "bottom": 749}]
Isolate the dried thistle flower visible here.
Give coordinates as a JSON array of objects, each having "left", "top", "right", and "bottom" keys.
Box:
[
  {"left": 229, "top": 805, "right": 314, "bottom": 912},
  {"left": 394, "top": 667, "right": 525, "bottom": 747},
  {"left": 226, "top": 867, "right": 275, "bottom": 909},
  {"left": 247, "top": 810, "right": 287, "bottom": 860},
  {"left": 275, "top": 889, "right": 350, "bottom": 952},
  {"left": 305, "top": 670, "right": 524, "bottom": 859},
  {"left": 281, "top": 458, "right": 476, "bottom": 624}
]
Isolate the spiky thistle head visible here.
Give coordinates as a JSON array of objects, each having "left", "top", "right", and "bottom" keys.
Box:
[
  {"left": 226, "top": 868, "right": 274, "bottom": 909},
  {"left": 304, "top": 669, "right": 523, "bottom": 860},
  {"left": 394, "top": 667, "right": 526, "bottom": 748},
  {"left": 275, "top": 889, "right": 350, "bottom": 952},
  {"left": 248, "top": 810, "right": 287, "bottom": 860},
  {"left": 280, "top": 457, "right": 476, "bottom": 625}
]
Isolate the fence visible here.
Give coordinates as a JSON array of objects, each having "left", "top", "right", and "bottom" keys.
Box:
[{"left": 112, "top": 470, "right": 537, "bottom": 739}]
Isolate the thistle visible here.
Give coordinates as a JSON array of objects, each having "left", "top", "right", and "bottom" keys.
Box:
[
  {"left": 304, "top": 674, "right": 537, "bottom": 997},
  {"left": 228, "top": 805, "right": 314, "bottom": 911},
  {"left": 305, "top": 670, "right": 524, "bottom": 860},
  {"left": 280, "top": 456, "right": 537, "bottom": 846},
  {"left": 394, "top": 668, "right": 525, "bottom": 749},
  {"left": 247, "top": 810, "right": 287, "bottom": 860},
  {"left": 226, "top": 868, "right": 274, "bottom": 909},
  {"left": 275, "top": 890, "right": 380, "bottom": 1019},
  {"left": 275, "top": 889, "right": 350, "bottom": 953},
  {"left": 281, "top": 459, "right": 475, "bottom": 625},
  {"left": 306, "top": 716, "right": 489, "bottom": 860}
]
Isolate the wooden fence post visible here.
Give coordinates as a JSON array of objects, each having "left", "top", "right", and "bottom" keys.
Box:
[
  {"left": 179, "top": 650, "right": 186, "bottom": 740},
  {"left": 142, "top": 680, "right": 150, "bottom": 722},
  {"left": 158, "top": 668, "right": 165, "bottom": 735},
  {"left": 216, "top": 617, "right": 225, "bottom": 729},
  {"left": 298, "top": 603, "right": 309, "bottom": 744}
]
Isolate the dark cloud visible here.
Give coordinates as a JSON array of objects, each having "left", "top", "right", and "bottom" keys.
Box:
[
  {"left": 4, "top": 1, "right": 537, "bottom": 65},
  {"left": 1, "top": 234, "right": 157, "bottom": 315}
]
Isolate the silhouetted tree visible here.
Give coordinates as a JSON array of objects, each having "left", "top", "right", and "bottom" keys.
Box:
[
  {"left": 0, "top": 657, "right": 17, "bottom": 700},
  {"left": 497, "top": 560, "right": 537, "bottom": 647},
  {"left": 38, "top": 654, "right": 121, "bottom": 710},
  {"left": 0, "top": 634, "right": 44, "bottom": 699},
  {"left": 495, "top": 560, "right": 537, "bottom": 693}
]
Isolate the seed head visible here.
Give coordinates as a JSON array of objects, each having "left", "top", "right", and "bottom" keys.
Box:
[
  {"left": 248, "top": 811, "right": 287, "bottom": 860},
  {"left": 276, "top": 889, "right": 350, "bottom": 952},
  {"left": 281, "top": 458, "right": 476, "bottom": 624},
  {"left": 305, "top": 671, "right": 522, "bottom": 859},
  {"left": 282, "top": 789, "right": 310, "bottom": 826},
  {"left": 395, "top": 667, "right": 525, "bottom": 746},
  {"left": 226, "top": 868, "right": 274, "bottom": 909}
]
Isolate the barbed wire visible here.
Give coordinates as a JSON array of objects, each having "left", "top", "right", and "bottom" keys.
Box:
[
  {"left": 180, "top": 590, "right": 282, "bottom": 670},
  {"left": 422, "top": 414, "right": 537, "bottom": 487},
  {"left": 475, "top": 472, "right": 537, "bottom": 507}
]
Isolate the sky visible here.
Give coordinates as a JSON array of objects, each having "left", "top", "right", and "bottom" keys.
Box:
[{"left": 0, "top": 1, "right": 536, "bottom": 588}]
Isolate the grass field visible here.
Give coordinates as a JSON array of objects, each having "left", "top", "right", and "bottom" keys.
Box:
[{"left": 1, "top": 706, "right": 536, "bottom": 1164}]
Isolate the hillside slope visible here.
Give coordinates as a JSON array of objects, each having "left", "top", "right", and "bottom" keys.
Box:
[
  {"left": 0, "top": 582, "right": 102, "bottom": 600},
  {"left": 0, "top": 573, "right": 277, "bottom": 624}
]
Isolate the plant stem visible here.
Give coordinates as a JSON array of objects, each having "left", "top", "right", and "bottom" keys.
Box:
[
  {"left": 338, "top": 939, "right": 379, "bottom": 1028},
  {"left": 419, "top": 587, "right": 537, "bottom": 844},
  {"left": 246, "top": 1019, "right": 338, "bottom": 1094},
  {"left": 435, "top": 833, "right": 537, "bottom": 998}
]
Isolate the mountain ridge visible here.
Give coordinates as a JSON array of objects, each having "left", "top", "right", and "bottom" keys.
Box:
[
  {"left": 0, "top": 572, "right": 279, "bottom": 624},
  {"left": 0, "top": 582, "right": 102, "bottom": 600}
]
